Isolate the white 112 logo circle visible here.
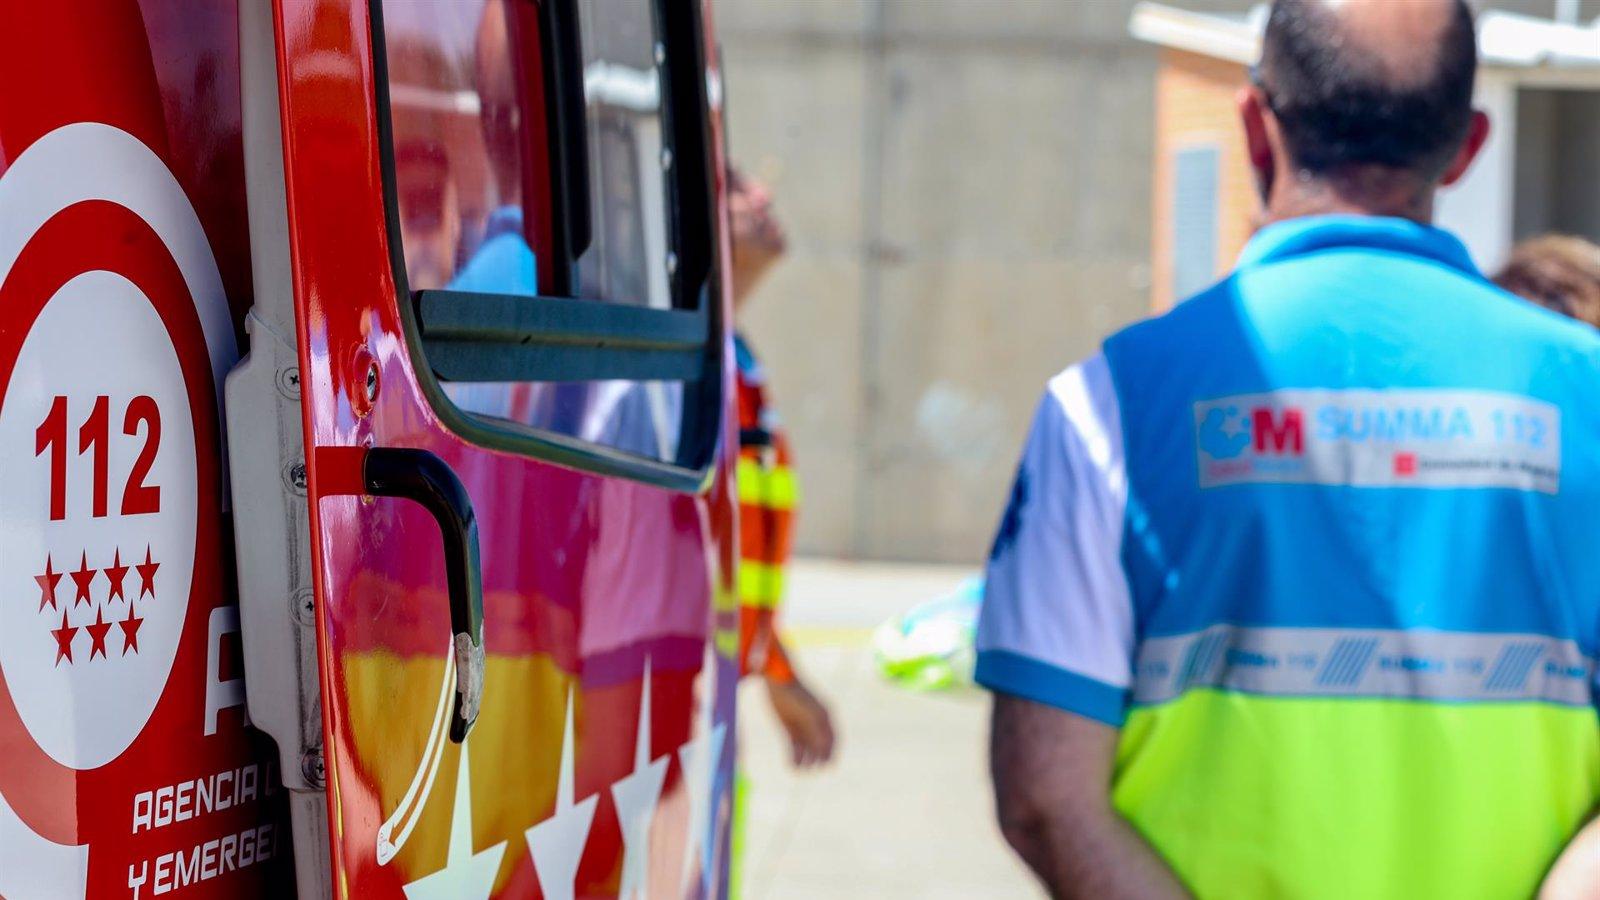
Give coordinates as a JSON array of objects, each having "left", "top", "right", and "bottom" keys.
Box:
[{"left": 0, "top": 271, "right": 198, "bottom": 771}]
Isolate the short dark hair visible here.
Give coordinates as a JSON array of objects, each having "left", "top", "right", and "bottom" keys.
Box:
[{"left": 1258, "top": 0, "right": 1477, "bottom": 179}]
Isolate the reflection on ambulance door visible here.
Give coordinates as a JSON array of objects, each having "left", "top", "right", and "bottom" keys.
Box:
[{"left": 384, "top": 0, "right": 682, "bottom": 464}]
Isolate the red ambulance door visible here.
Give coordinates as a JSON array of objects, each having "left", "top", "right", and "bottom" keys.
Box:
[{"left": 251, "top": 0, "right": 739, "bottom": 896}]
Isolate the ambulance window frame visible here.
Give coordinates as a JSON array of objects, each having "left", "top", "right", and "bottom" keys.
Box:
[{"left": 369, "top": 0, "right": 723, "bottom": 491}]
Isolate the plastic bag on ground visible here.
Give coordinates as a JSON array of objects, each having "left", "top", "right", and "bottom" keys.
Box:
[{"left": 872, "top": 576, "right": 983, "bottom": 692}]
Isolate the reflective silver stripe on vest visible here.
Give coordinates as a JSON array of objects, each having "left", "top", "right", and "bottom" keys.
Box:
[{"left": 1132, "top": 626, "right": 1595, "bottom": 707}]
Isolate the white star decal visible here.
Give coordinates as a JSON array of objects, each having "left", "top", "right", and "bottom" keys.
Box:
[
  {"left": 525, "top": 687, "right": 598, "bottom": 900},
  {"left": 675, "top": 646, "right": 726, "bottom": 890},
  {"left": 402, "top": 742, "right": 507, "bottom": 900},
  {"left": 610, "top": 658, "right": 670, "bottom": 900}
]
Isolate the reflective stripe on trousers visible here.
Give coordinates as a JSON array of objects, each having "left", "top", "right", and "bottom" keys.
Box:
[{"left": 738, "top": 560, "right": 785, "bottom": 610}]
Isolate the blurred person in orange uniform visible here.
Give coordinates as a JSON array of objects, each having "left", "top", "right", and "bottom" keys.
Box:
[
  {"left": 1493, "top": 235, "right": 1600, "bottom": 329},
  {"left": 729, "top": 164, "right": 836, "bottom": 768}
]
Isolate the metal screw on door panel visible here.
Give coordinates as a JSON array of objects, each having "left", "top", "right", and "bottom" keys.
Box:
[
  {"left": 287, "top": 462, "right": 307, "bottom": 493},
  {"left": 292, "top": 588, "right": 316, "bottom": 627},
  {"left": 277, "top": 366, "right": 301, "bottom": 400},
  {"left": 302, "top": 748, "right": 326, "bottom": 790}
]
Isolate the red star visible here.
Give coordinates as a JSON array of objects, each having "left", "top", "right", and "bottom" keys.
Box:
[
  {"left": 51, "top": 610, "right": 77, "bottom": 666},
  {"left": 119, "top": 604, "right": 144, "bottom": 656},
  {"left": 104, "top": 549, "right": 129, "bottom": 601},
  {"left": 136, "top": 546, "right": 159, "bottom": 599},
  {"left": 35, "top": 555, "right": 62, "bottom": 612},
  {"left": 69, "top": 552, "right": 96, "bottom": 607},
  {"left": 85, "top": 606, "right": 113, "bottom": 660}
]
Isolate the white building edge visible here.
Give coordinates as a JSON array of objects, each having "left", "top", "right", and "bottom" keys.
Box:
[{"left": 1130, "top": 2, "right": 1600, "bottom": 271}]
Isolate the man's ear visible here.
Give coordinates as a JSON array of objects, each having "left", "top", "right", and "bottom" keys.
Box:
[
  {"left": 1237, "top": 86, "right": 1276, "bottom": 202},
  {"left": 1440, "top": 110, "right": 1491, "bottom": 187}
]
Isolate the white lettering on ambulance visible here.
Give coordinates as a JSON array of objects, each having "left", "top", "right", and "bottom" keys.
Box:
[
  {"left": 215, "top": 769, "right": 233, "bottom": 810},
  {"left": 174, "top": 842, "right": 201, "bottom": 888},
  {"left": 128, "top": 860, "right": 149, "bottom": 900},
  {"left": 174, "top": 780, "right": 193, "bottom": 822},
  {"left": 133, "top": 791, "right": 153, "bottom": 833},
  {"left": 131, "top": 764, "right": 265, "bottom": 834},
  {"left": 150, "top": 822, "right": 275, "bottom": 895},
  {"left": 239, "top": 764, "right": 257, "bottom": 804},
  {"left": 204, "top": 605, "right": 248, "bottom": 735},
  {"left": 153, "top": 852, "right": 173, "bottom": 894},
  {"left": 200, "top": 836, "right": 219, "bottom": 881},
  {"left": 155, "top": 786, "right": 174, "bottom": 828}
]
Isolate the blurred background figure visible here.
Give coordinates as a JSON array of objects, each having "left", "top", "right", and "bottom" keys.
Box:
[
  {"left": 443, "top": 0, "right": 540, "bottom": 424},
  {"left": 730, "top": 164, "right": 837, "bottom": 769},
  {"left": 395, "top": 140, "right": 461, "bottom": 289},
  {"left": 448, "top": 0, "right": 537, "bottom": 296},
  {"left": 1494, "top": 234, "right": 1600, "bottom": 328}
]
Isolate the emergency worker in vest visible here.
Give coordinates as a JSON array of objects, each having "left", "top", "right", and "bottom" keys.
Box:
[
  {"left": 979, "top": 1, "right": 1600, "bottom": 897},
  {"left": 729, "top": 165, "right": 836, "bottom": 768}
]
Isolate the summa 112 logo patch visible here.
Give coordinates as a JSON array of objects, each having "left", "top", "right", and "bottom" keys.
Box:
[{"left": 1194, "top": 389, "right": 1561, "bottom": 493}]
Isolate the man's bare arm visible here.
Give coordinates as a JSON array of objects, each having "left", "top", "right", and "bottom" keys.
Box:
[
  {"left": 989, "top": 694, "right": 1190, "bottom": 900},
  {"left": 1542, "top": 814, "right": 1600, "bottom": 899}
]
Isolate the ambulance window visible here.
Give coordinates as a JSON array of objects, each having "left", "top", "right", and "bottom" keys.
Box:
[
  {"left": 373, "top": 0, "right": 719, "bottom": 483},
  {"left": 573, "top": 0, "right": 673, "bottom": 309}
]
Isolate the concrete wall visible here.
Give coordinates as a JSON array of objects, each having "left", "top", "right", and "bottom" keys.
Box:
[{"left": 718, "top": 0, "right": 1600, "bottom": 564}]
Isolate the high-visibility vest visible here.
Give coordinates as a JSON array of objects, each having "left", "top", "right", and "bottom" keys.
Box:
[
  {"left": 978, "top": 216, "right": 1600, "bottom": 898},
  {"left": 735, "top": 334, "right": 797, "bottom": 684}
]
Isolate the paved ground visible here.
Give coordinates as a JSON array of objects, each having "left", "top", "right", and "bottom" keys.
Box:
[{"left": 736, "top": 559, "right": 1039, "bottom": 899}]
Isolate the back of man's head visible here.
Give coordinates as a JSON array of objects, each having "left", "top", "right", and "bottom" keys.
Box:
[{"left": 1259, "top": 0, "right": 1477, "bottom": 181}]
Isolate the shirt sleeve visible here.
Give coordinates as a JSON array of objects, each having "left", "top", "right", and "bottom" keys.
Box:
[{"left": 975, "top": 353, "right": 1134, "bottom": 726}]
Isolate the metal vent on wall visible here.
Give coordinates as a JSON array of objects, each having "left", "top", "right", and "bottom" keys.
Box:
[{"left": 1171, "top": 143, "right": 1220, "bottom": 302}]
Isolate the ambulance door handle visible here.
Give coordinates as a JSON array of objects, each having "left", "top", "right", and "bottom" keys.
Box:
[{"left": 362, "top": 448, "right": 486, "bottom": 743}]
